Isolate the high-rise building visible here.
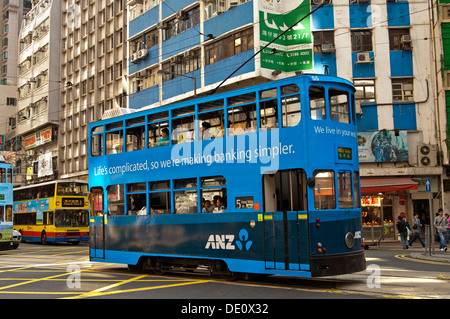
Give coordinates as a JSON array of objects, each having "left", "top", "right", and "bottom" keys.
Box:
[
  {"left": 15, "top": 0, "right": 61, "bottom": 185},
  {"left": 59, "top": 0, "right": 127, "bottom": 180}
]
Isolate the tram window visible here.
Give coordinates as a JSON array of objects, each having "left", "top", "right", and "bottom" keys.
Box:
[
  {"left": 175, "top": 178, "right": 197, "bottom": 189},
  {"left": 148, "top": 121, "right": 169, "bottom": 148},
  {"left": 281, "top": 95, "right": 301, "bottom": 127},
  {"left": 260, "top": 88, "right": 277, "bottom": 99},
  {"left": 199, "top": 110, "right": 224, "bottom": 140},
  {"left": 172, "top": 115, "right": 195, "bottom": 144},
  {"left": 338, "top": 171, "right": 353, "bottom": 209},
  {"left": 128, "top": 182, "right": 146, "bottom": 193},
  {"left": 0, "top": 168, "right": 5, "bottom": 183},
  {"left": 126, "top": 126, "right": 145, "bottom": 152},
  {"left": 91, "top": 187, "right": 104, "bottom": 216},
  {"left": 228, "top": 92, "right": 256, "bottom": 107},
  {"left": 7, "top": 169, "right": 12, "bottom": 183},
  {"left": 354, "top": 172, "right": 361, "bottom": 208},
  {"left": 172, "top": 105, "right": 195, "bottom": 117},
  {"left": 313, "top": 170, "right": 336, "bottom": 210},
  {"left": 282, "top": 84, "right": 300, "bottom": 95},
  {"left": 148, "top": 111, "right": 169, "bottom": 123},
  {"left": 105, "top": 131, "right": 123, "bottom": 154},
  {"left": 107, "top": 184, "right": 124, "bottom": 215},
  {"left": 201, "top": 176, "right": 226, "bottom": 187},
  {"left": 149, "top": 191, "right": 171, "bottom": 214},
  {"left": 175, "top": 190, "right": 198, "bottom": 214},
  {"left": 0, "top": 206, "right": 3, "bottom": 222},
  {"left": 227, "top": 104, "right": 257, "bottom": 136},
  {"left": 126, "top": 116, "right": 145, "bottom": 127},
  {"left": 149, "top": 180, "right": 171, "bottom": 214},
  {"left": 330, "top": 89, "right": 350, "bottom": 123},
  {"left": 106, "top": 121, "right": 123, "bottom": 131},
  {"left": 199, "top": 100, "right": 224, "bottom": 113},
  {"left": 150, "top": 180, "right": 170, "bottom": 191},
  {"left": 91, "top": 126, "right": 103, "bottom": 156},
  {"left": 309, "top": 86, "right": 326, "bottom": 120},
  {"left": 260, "top": 99, "right": 278, "bottom": 131},
  {"left": 174, "top": 178, "right": 198, "bottom": 214},
  {"left": 127, "top": 193, "right": 147, "bottom": 215}
]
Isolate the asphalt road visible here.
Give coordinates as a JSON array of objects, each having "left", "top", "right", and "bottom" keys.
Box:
[{"left": 0, "top": 242, "right": 448, "bottom": 305}]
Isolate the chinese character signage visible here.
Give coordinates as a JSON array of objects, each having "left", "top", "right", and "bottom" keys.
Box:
[{"left": 259, "top": 0, "right": 313, "bottom": 72}]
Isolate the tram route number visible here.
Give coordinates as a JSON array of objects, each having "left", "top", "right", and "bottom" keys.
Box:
[{"left": 181, "top": 303, "right": 269, "bottom": 316}]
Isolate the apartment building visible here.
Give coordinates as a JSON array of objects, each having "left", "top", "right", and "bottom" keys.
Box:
[
  {"left": 127, "top": 0, "right": 445, "bottom": 241},
  {"left": 59, "top": 0, "right": 127, "bottom": 180},
  {"left": 15, "top": 0, "right": 60, "bottom": 185}
]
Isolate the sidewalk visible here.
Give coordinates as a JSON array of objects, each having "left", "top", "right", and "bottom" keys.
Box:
[{"left": 366, "top": 241, "right": 450, "bottom": 264}]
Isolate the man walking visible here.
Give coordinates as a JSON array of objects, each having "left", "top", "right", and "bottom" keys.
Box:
[
  {"left": 408, "top": 213, "right": 425, "bottom": 249},
  {"left": 434, "top": 208, "right": 448, "bottom": 252}
]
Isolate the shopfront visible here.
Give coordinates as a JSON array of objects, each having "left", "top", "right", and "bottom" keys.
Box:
[{"left": 360, "top": 177, "right": 418, "bottom": 243}]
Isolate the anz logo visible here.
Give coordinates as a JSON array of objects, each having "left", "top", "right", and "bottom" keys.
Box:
[{"left": 205, "top": 229, "right": 253, "bottom": 251}]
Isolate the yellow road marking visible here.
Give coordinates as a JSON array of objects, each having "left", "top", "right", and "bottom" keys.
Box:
[
  {"left": 63, "top": 279, "right": 214, "bottom": 299},
  {"left": 395, "top": 254, "right": 450, "bottom": 266}
]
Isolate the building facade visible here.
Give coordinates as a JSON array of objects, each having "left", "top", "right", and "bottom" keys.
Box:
[
  {"left": 127, "top": 0, "right": 446, "bottom": 241},
  {"left": 15, "top": 0, "right": 61, "bottom": 185},
  {"left": 59, "top": 0, "right": 127, "bottom": 181}
]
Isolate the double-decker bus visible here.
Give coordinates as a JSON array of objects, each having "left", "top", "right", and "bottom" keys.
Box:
[
  {"left": 0, "top": 158, "right": 13, "bottom": 250},
  {"left": 13, "top": 180, "right": 90, "bottom": 244},
  {"left": 88, "top": 74, "right": 365, "bottom": 277}
]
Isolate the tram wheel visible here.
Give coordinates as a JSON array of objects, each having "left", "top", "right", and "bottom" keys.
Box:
[{"left": 41, "top": 231, "right": 47, "bottom": 245}]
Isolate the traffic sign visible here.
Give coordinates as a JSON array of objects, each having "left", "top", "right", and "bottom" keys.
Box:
[{"left": 425, "top": 178, "right": 431, "bottom": 192}]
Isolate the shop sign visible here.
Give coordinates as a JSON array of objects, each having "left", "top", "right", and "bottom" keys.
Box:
[
  {"left": 361, "top": 196, "right": 382, "bottom": 207},
  {"left": 23, "top": 127, "right": 52, "bottom": 150}
]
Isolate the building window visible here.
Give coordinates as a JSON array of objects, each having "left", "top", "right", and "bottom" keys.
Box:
[
  {"left": 163, "top": 6, "right": 200, "bottom": 41},
  {"left": 205, "top": 27, "right": 253, "bottom": 65},
  {"left": 160, "top": 49, "right": 200, "bottom": 82},
  {"left": 392, "top": 78, "right": 413, "bottom": 102},
  {"left": 351, "top": 30, "right": 372, "bottom": 52},
  {"left": 388, "top": 28, "right": 411, "bottom": 51},
  {"left": 354, "top": 79, "right": 375, "bottom": 103},
  {"left": 313, "top": 31, "right": 335, "bottom": 54}
]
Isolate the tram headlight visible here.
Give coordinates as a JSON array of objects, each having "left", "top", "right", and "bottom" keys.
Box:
[{"left": 345, "top": 232, "right": 355, "bottom": 248}]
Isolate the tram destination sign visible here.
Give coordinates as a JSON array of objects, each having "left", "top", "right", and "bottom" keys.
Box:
[{"left": 337, "top": 147, "right": 352, "bottom": 160}]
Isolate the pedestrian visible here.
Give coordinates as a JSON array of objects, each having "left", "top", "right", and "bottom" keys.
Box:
[
  {"left": 408, "top": 213, "right": 425, "bottom": 248},
  {"left": 396, "top": 215, "right": 410, "bottom": 249},
  {"left": 434, "top": 209, "right": 448, "bottom": 251},
  {"left": 445, "top": 213, "right": 450, "bottom": 243}
]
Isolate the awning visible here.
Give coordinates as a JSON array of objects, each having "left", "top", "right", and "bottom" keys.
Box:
[{"left": 360, "top": 177, "right": 418, "bottom": 193}]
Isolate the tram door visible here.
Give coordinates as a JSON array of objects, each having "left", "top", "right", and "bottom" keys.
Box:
[
  {"left": 90, "top": 188, "right": 105, "bottom": 259},
  {"left": 262, "top": 169, "right": 310, "bottom": 271},
  {"left": 90, "top": 215, "right": 105, "bottom": 259}
]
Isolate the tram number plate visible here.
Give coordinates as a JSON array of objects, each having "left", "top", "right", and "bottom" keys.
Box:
[{"left": 236, "top": 196, "right": 254, "bottom": 209}]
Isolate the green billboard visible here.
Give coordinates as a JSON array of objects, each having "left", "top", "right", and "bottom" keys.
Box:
[{"left": 259, "top": 0, "right": 313, "bottom": 72}]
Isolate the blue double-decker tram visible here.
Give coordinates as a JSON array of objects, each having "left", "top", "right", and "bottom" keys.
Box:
[{"left": 88, "top": 74, "right": 365, "bottom": 277}]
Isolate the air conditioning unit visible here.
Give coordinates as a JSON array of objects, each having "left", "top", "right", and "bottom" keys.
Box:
[
  {"left": 321, "top": 43, "right": 335, "bottom": 53},
  {"left": 138, "top": 49, "right": 148, "bottom": 59},
  {"left": 418, "top": 144, "right": 438, "bottom": 167},
  {"left": 441, "top": 4, "right": 450, "bottom": 21},
  {"left": 229, "top": 0, "right": 239, "bottom": 7},
  {"left": 356, "top": 52, "right": 371, "bottom": 63},
  {"left": 130, "top": 53, "right": 138, "bottom": 63},
  {"left": 401, "top": 35, "right": 412, "bottom": 50}
]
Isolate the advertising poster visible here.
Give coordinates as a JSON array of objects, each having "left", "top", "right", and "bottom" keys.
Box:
[{"left": 358, "top": 130, "right": 408, "bottom": 163}]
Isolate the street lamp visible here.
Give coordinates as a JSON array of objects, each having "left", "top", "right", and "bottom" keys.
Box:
[{"left": 157, "top": 69, "right": 197, "bottom": 97}]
